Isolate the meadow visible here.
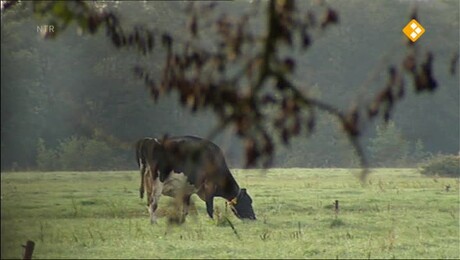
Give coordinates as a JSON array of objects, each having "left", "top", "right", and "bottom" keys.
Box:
[{"left": 1, "top": 169, "right": 459, "bottom": 259}]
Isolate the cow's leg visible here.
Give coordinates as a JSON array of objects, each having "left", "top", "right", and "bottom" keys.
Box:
[
  {"left": 181, "top": 194, "right": 192, "bottom": 222},
  {"left": 145, "top": 170, "right": 153, "bottom": 206},
  {"left": 205, "top": 197, "right": 214, "bottom": 219},
  {"left": 148, "top": 174, "right": 164, "bottom": 224},
  {"left": 197, "top": 181, "right": 216, "bottom": 219},
  {"left": 205, "top": 181, "right": 217, "bottom": 219},
  {"left": 139, "top": 162, "right": 145, "bottom": 199}
]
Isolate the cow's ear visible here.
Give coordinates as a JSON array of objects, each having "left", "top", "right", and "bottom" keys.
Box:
[{"left": 241, "top": 188, "right": 247, "bottom": 193}]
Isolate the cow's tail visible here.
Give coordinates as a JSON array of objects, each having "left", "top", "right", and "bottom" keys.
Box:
[
  {"left": 135, "top": 139, "right": 142, "bottom": 168},
  {"left": 135, "top": 139, "right": 145, "bottom": 199}
]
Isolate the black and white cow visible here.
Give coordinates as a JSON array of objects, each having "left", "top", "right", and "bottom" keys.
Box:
[{"left": 135, "top": 136, "right": 256, "bottom": 223}]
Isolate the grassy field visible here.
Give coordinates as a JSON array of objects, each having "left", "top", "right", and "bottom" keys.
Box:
[{"left": 1, "top": 168, "right": 459, "bottom": 259}]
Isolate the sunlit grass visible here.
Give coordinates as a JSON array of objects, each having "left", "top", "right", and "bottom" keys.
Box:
[{"left": 1, "top": 169, "right": 459, "bottom": 259}]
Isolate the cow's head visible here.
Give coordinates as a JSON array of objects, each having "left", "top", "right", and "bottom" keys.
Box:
[{"left": 229, "top": 188, "right": 256, "bottom": 220}]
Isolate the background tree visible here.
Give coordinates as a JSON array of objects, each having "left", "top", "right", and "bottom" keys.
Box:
[{"left": 367, "top": 121, "right": 410, "bottom": 167}]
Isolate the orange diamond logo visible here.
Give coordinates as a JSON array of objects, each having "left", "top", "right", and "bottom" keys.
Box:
[{"left": 403, "top": 19, "right": 425, "bottom": 42}]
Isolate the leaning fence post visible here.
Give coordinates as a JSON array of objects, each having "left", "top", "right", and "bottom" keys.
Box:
[
  {"left": 445, "top": 185, "right": 451, "bottom": 192},
  {"left": 22, "top": 240, "right": 35, "bottom": 260}
]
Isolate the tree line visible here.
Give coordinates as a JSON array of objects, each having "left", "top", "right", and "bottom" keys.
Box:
[{"left": 1, "top": 1, "right": 458, "bottom": 171}]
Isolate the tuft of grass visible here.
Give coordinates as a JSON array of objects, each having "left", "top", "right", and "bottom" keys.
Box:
[
  {"left": 290, "top": 222, "right": 303, "bottom": 239},
  {"left": 259, "top": 230, "right": 270, "bottom": 241},
  {"left": 330, "top": 218, "right": 345, "bottom": 228}
]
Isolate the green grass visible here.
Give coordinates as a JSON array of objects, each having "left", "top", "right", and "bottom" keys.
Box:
[{"left": 1, "top": 169, "right": 459, "bottom": 259}]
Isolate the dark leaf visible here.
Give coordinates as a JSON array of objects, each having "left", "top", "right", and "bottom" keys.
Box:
[
  {"left": 292, "top": 117, "right": 301, "bottom": 135},
  {"left": 367, "top": 103, "right": 379, "bottom": 119},
  {"left": 403, "top": 55, "right": 416, "bottom": 72},
  {"left": 147, "top": 33, "right": 154, "bottom": 50},
  {"left": 111, "top": 34, "right": 121, "bottom": 47},
  {"left": 162, "top": 33, "right": 172, "bottom": 48},
  {"left": 418, "top": 52, "right": 438, "bottom": 92},
  {"left": 280, "top": 0, "right": 295, "bottom": 12},
  {"left": 245, "top": 139, "right": 258, "bottom": 167},
  {"left": 276, "top": 78, "right": 288, "bottom": 90},
  {"left": 281, "top": 128, "right": 289, "bottom": 144},
  {"left": 88, "top": 15, "right": 101, "bottom": 34},
  {"left": 410, "top": 8, "right": 418, "bottom": 21},
  {"left": 261, "top": 94, "right": 276, "bottom": 104},
  {"left": 189, "top": 14, "right": 198, "bottom": 38},
  {"left": 301, "top": 31, "right": 311, "bottom": 49},
  {"left": 388, "top": 66, "right": 396, "bottom": 84},
  {"left": 321, "top": 8, "right": 339, "bottom": 29},
  {"left": 343, "top": 109, "right": 360, "bottom": 137},
  {"left": 2, "top": 0, "right": 19, "bottom": 10},
  {"left": 284, "top": 58, "right": 295, "bottom": 73},
  {"left": 150, "top": 86, "right": 159, "bottom": 101},
  {"left": 383, "top": 110, "right": 391, "bottom": 123}
]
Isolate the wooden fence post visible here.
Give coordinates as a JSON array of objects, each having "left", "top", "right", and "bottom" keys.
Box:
[
  {"left": 334, "top": 200, "right": 339, "bottom": 216},
  {"left": 22, "top": 240, "right": 35, "bottom": 260}
]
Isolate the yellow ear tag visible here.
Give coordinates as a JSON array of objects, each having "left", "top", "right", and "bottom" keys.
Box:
[{"left": 229, "top": 197, "right": 238, "bottom": 205}]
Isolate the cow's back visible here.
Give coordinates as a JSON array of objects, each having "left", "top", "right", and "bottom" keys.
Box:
[{"left": 166, "top": 136, "right": 230, "bottom": 171}]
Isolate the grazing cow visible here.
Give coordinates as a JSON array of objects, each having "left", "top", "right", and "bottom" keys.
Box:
[{"left": 135, "top": 136, "right": 256, "bottom": 223}]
